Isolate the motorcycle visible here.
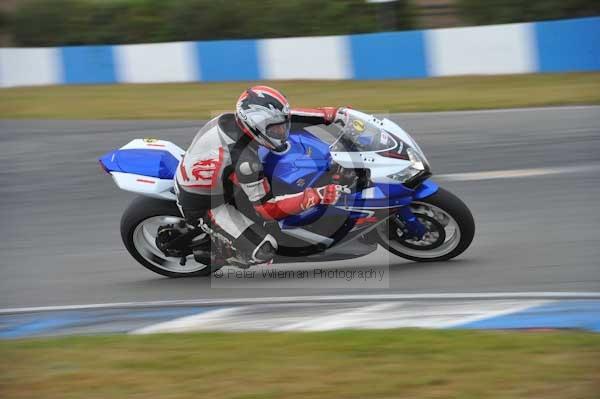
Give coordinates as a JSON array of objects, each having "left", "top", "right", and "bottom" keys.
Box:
[{"left": 99, "top": 109, "right": 475, "bottom": 277}]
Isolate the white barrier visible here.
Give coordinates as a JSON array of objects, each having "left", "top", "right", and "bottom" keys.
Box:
[
  {"left": 0, "top": 48, "right": 62, "bottom": 88},
  {"left": 426, "top": 23, "right": 538, "bottom": 76},
  {"left": 115, "top": 42, "right": 199, "bottom": 84},
  {"left": 258, "top": 36, "right": 352, "bottom": 80}
]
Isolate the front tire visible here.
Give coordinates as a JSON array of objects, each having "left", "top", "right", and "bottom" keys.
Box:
[
  {"left": 376, "top": 188, "right": 475, "bottom": 262},
  {"left": 120, "top": 196, "right": 214, "bottom": 277}
]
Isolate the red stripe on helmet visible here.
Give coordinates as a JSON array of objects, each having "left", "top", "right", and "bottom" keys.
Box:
[
  {"left": 237, "top": 90, "right": 249, "bottom": 103},
  {"left": 251, "top": 85, "right": 288, "bottom": 106}
]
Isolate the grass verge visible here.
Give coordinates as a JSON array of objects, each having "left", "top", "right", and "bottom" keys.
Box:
[
  {"left": 1, "top": 72, "right": 599, "bottom": 119},
  {"left": 1, "top": 329, "right": 599, "bottom": 398}
]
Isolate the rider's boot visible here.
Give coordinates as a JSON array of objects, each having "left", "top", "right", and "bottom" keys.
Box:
[{"left": 228, "top": 235, "right": 277, "bottom": 267}]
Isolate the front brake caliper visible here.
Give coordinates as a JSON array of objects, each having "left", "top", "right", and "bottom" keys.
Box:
[{"left": 395, "top": 207, "right": 427, "bottom": 240}]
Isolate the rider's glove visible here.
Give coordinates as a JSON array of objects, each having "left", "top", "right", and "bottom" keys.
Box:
[{"left": 316, "top": 184, "right": 350, "bottom": 205}]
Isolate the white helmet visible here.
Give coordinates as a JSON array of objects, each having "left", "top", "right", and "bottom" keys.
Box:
[{"left": 235, "top": 85, "right": 291, "bottom": 152}]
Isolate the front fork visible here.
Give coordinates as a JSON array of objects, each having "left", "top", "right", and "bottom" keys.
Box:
[
  {"left": 391, "top": 178, "right": 439, "bottom": 239},
  {"left": 393, "top": 206, "right": 427, "bottom": 239}
]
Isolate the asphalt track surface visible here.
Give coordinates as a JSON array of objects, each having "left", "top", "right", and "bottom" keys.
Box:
[{"left": 1, "top": 106, "right": 599, "bottom": 309}]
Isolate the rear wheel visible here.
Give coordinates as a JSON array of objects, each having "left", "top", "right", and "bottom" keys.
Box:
[
  {"left": 120, "top": 196, "right": 215, "bottom": 277},
  {"left": 376, "top": 188, "right": 475, "bottom": 262}
]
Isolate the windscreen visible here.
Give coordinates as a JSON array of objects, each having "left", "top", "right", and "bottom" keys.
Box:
[{"left": 329, "top": 114, "right": 397, "bottom": 153}]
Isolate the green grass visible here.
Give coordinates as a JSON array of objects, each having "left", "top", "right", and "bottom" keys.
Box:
[
  {"left": 1, "top": 72, "right": 599, "bottom": 119},
  {"left": 1, "top": 329, "right": 599, "bottom": 398}
]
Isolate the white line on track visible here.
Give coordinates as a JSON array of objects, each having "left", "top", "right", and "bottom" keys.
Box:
[
  {"left": 1, "top": 292, "right": 599, "bottom": 315},
  {"left": 436, "top": 164, "right": 600, "bottom": 182}
]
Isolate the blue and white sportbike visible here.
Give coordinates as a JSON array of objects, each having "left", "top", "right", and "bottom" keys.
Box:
[{"left": 99, "top": 109, "right": 475, "bottom": 277}]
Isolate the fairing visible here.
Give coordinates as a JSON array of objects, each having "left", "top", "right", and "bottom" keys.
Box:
[
  {"left": 100, "top": 148, "right": 179, "bottom": 179},
  {"left": 99, "top": 139, "right": 184, "bottom": 200},
  {"left": 258, "top": 131, "right": 331, "bottom": 194},
  {"left": 329, "top": 109, "right": 431, "bottom": 186}
]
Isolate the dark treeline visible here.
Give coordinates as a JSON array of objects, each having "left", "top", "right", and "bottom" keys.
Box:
[
  {"left": 457, "top": 0, "right": 599, "bottom": 25},
  {"left": 1, "top": 0, "right": 598, "bottom": 47}
]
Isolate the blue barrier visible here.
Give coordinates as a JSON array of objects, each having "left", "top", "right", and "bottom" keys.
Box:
[
  {"left": 196, "top": 39, "right": 261, "bottom": 82},
  {"left": 350, "top": 31, "right": 428, "bottom": 79},
  {"left": 61, "top": 45, "right": 117, "bottom": 85},
  {"left": 535, "top": 17, "right": 600, "bottom": 73}
]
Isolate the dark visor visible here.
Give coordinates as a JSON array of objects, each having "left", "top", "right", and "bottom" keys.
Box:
[{"left": 265, "top": 120, "right": 291, "bottom": 141}]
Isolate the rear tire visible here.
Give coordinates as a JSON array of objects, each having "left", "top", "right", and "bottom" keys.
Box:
[
  {"left": 120, "top": 196, "right": 215, "bottom": 277},
  {"left": 376, "top": 188, "right": 475, "bottom": 262}
]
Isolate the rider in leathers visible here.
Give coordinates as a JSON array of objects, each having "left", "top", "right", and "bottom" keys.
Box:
[{"left": 175, "top": 85, "right": 345, "bottom": 266}]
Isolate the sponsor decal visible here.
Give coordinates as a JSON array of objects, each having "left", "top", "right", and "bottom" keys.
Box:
[
  {"left": 143, "top": 137, "right": 159, "bottom": 143},
  {"left": 296, "top": 178, "right": 306, "bottom": 187},
  {"left": 352, "top": 119, "right": 365, "bottom": 132},
  {"left": 241, "top": 179, "right": 268, "bottom": 202}
]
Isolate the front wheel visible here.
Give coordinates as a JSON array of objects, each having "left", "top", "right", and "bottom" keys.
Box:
[
  {"left": 375, "top": 188, "right": 475, "bottom": 262},
  {"left": 120, "top": 196, "right": 215, "bottom": 277}
]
